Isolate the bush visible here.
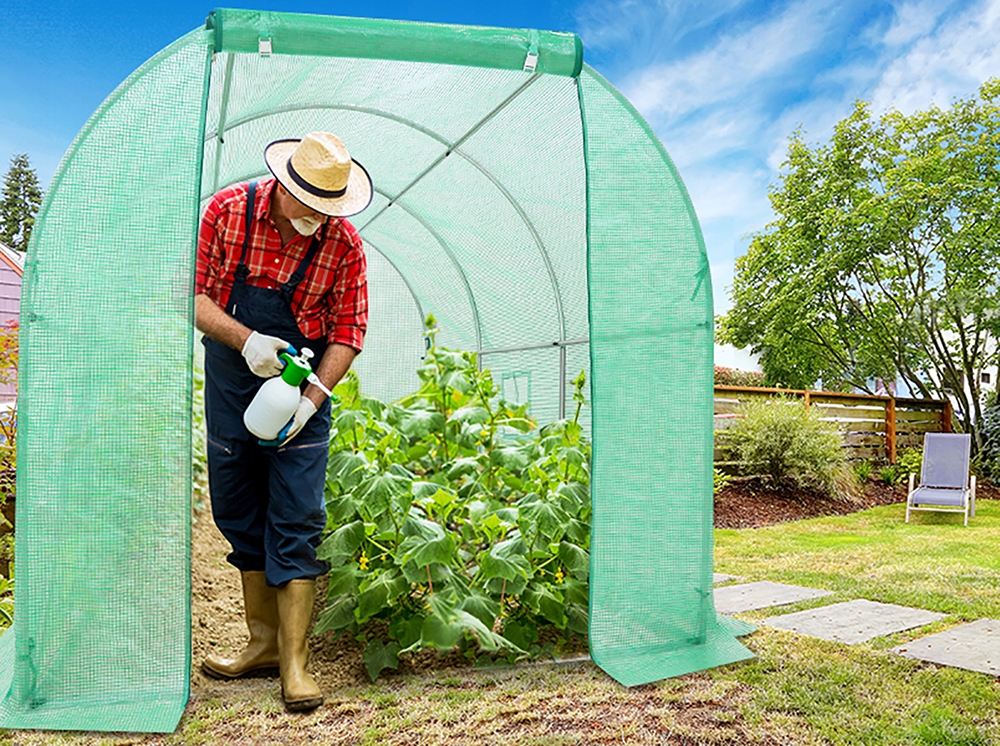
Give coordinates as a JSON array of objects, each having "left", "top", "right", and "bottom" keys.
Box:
[
  {"left": 714, "top": 366, "right": 766, "bottom": 388},
  {"left": 897, "top": 448, "right": 922, "bottom": 476},
  {"left": 318, "top": 317, "right": 590, "bottom": 680},
  {"left": 854, "top": 459, "right": 874, "bottom": 482},
  {"left": 726, "top": 397, "right": 846, "bottom": 494},
  {"left": 879, "top": 464, "right": 904, "bottom": 486},
  {"left": 713, "top": 468, "right": 732, "bottom": 495},
  {"left": 977, "top": 394, "right": 1000, "bottom": 480}
]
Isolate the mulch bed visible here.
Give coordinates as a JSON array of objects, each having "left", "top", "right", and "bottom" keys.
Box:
[{"left": 714, "top": 476, "right": 1000, "bottom": 529}]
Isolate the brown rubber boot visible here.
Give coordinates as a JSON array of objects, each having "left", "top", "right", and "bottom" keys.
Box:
[
  {"left": 202, "top": 571, "right": 280, "bottom": 679},
  {"left": 276, "top": 579, "right": 323, "bottom": 712}
]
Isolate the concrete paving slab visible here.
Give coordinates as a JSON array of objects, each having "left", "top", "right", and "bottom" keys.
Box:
[
  {"left": 713, "top": 573, "right": 739, "bottom": 584},
  {"left": 894, "top": 619, "right": 1000, "bottom": 676},
  {"left": 763, "top": 599, "right": 945, "bottom": 644},
  {"left": 714, "top": 581, "right": 833, "bottom": 614}
]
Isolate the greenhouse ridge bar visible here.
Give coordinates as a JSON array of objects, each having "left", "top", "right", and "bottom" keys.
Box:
[{"left": 0, "top": 7, "right": 751, "bottom": 733}]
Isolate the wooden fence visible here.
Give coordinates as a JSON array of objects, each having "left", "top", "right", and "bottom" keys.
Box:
[{"left": 714, "top": 385, "right": 952, "bottom": 463}]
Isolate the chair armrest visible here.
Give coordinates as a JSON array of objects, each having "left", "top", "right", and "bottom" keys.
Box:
[
  {"left": 908, "top": 473, "right": 915, "bottom": 494},
  {"left": 971, "top": 475, "right": 976, "bottom": 518}
]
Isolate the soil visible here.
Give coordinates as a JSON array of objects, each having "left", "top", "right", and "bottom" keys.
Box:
[
  {"left": 191, "top": 477, "right": 1000, "bottom": 694},
  {"left": 713, "top": 475, "right": 1000, "bottom": 529}
]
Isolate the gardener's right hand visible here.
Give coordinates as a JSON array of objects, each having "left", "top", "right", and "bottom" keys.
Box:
[{"left": 241, "top": 331, "right": 290, "bottom": 378}]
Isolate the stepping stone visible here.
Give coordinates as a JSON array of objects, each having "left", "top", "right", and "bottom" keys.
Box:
[
  {"left": 763, "top": 599, "right": 945, "bottom": 644},
  {"left": 714, "top": 581, "right": 833, "bottom": 614},
  {"left": 893, "top": 619, "right": 1000, "bottom": 676},
  {"left": 713, "top": 573, "right": 739, "bottom": 584}
]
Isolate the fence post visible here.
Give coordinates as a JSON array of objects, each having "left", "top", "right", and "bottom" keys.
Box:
[
  {"left": 942, "top": 400, "right": 953, "bottom": 433},
  {"left": 886, "top": 397, "right": 896, "bottom": 464},
  {"left": 804, "top": 391, "right": 811, "bottom": 408}
]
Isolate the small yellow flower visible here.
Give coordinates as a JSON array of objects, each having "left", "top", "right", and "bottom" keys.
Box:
[
  {"left": 380, "top": 553, "right": 387, "bottom": 561},
  {"left": 554, "top": 568, "right": 565, "bottom": 584},
  {"left": 358, "top": 553, "right": 369, "bottom": 571}
]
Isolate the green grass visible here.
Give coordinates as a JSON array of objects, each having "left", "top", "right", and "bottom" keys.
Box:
[
  {"left": 4, "top": 502, "right": 1000, "bottom": 744},
  {"left": 715, "top": 499, "right": 1000, "bottom": 621}
]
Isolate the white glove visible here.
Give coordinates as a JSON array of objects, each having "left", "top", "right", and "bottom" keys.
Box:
[
  {"left": 241, "top": 331, "right": 290, "bottom": 378},
  {"left": 278, "top": 396, "right": 318, "bottom": 447}
]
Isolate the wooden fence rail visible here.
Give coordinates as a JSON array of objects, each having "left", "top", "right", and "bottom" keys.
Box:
[{"left": 714, "top": 385, "right": 952, "bottom": 463}]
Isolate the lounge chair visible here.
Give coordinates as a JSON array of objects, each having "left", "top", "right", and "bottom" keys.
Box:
[{"left": 905, "top": 433, "right": 976, "bottom": 526}]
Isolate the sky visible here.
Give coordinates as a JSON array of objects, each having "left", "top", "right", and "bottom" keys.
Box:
[{"left": 3, "top": 0, "right": 1000, "bottom": 369}]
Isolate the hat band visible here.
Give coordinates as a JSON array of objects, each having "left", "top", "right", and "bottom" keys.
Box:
[{"left": 286, "top": 158, "right": 348, "bottom": 199}]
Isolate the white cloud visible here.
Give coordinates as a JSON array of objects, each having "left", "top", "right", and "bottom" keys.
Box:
[
  {"left": 883, "top": 1, "right": 950, "bottom": 46},
  {"left": 619, "top": 1, "right": 832, "bottom": 122},
  {"left": 871, "top": 0, "right": 1000, "bottom": 113}
]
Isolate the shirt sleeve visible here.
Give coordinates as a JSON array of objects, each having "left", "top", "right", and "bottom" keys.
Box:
[
  {"left": 326, "top": 232, "right": 368, "bottom": 353},
  {"left": 195, "top": 194, "right": 227, "bottom": 297}
]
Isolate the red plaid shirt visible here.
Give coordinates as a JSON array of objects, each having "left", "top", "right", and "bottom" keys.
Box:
[{"left": 196, "top": 178, "right": 367, "bottom": 352}]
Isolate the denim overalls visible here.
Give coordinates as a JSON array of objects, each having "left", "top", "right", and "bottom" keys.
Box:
[{"left": 203, "top": 181, "right": 332, "bottom": 587}]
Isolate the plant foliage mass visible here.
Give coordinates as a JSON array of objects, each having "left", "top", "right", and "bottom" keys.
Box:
[{"left": 318, "top": 318, "right": 591, "bottom": 680}]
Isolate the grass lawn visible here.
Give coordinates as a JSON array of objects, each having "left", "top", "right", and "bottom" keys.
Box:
[{"left": 3, "top": 501, "right": 1000, "bottom": 745}]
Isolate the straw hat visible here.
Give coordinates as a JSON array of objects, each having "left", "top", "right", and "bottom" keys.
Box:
[{"left": 264, "top": 132, "right": 373, "bottom": 217}]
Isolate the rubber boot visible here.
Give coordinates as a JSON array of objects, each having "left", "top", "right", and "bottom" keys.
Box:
[
  {"left": 277, "top": 579, "right": 323, "bottom": 712},
  {"left": 202, "top": 571, "right": 280, "bottom": 679}
]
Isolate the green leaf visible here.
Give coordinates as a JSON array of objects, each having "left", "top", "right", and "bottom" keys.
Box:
[
  {"left": 399, "top": 520, "right": 456, "bottom": 568},
  {"left": 517, "top": 496, "right": 568, "bottom": 540},
  {"left": 555, "top": 481, "right": 590, "bottom": 512},
  {"left": 478, "top": 539, "right": 531, "bottom": 582},
  {"left": 561, "top": 577, "right": 588, "bottom": 607},
  {"left": 558, "top": 542, "right": 589, "bottom": 581},
  {"left": 356, "top": 570, "right": 409, "bottom": 622},
  {"left": 314, "top": 594, "right": 358, "bottom": 636},
  {"left": 502, "top": 619, "right": 538, "bottom": 651},
  {"left": 327, "top": 450, "right": 369, "bottom": 489},
  {"left": 460, "top": 592, "right": 500, "bottom": 628},
  {"left": 491, "top": 445, "right": 532, "bottom": 471},
  {"left": 335, "top": 408, "right": 368, "bottom": 433},
  {"left": 420, "top": 612, "right": 463, "bottom": 650},
  {"left": 523, "top": 583, "right": 567, "bottom": 628},
  {"left": 355, "top": 473, "right": 412, "bottom": 521},
  {"left": 566, "top": 603, "right": 588, "bottom": 636},
  {"left": 446, "top": 457, "right": 480, "bottom": 481},
  {"left": 396, "top": 407, "right": 446, "bottom": 439},
  {"left": 326, "top": 563, "right": 360, "bottom": 596},
  {"left": 363, "top": 639, "right": 401, "bottom": 682},
  {"left": 449, "top": 406, "right": 490, "bottom": 424},
  {"left": 388, "top": 614, "right": 424, "bottom": 649},
  {"left": 316, "top": 520, "right": 365, "bottom": 566}
]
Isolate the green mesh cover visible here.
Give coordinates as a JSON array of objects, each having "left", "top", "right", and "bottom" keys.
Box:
[{"left": 0, "top": 8, "right": 750, "bottom": 734}]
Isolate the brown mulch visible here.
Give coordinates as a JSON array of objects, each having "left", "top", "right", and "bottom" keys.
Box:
[{"left": 714, "top": 475, "right": 1000, "bottom": 529}]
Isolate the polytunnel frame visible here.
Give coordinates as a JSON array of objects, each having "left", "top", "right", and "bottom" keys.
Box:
[
  {"left": 205, "top": 80, "right": 577, "bottom": 415},
  {"left": 0, "top": 9, "right": 754, "bottom": 735}
]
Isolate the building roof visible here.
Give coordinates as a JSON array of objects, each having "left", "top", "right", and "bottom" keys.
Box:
[{"left": 0, "top": 242, "right": 24, "bottom": 278}]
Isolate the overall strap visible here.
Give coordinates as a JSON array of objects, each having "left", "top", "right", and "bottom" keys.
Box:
[
  {"left": 234, "top": 180, "right": 258, "bottom": 280},
  {"left": 279, "top": 230, "right": 323, "bottom": 300}
]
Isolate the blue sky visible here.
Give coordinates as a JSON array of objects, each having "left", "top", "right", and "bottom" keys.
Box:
[{"left": 3, "top": 0, "right": 999, "bottom": 368}]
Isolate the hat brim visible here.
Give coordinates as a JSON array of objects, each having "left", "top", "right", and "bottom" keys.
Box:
[{"left": 264, "top": 139, "right": 373, "bottom": 218}]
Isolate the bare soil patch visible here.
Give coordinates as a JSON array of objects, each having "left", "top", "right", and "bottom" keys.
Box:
[{"left": 714, "top": 476, "right": 1000, "bottom": 529}]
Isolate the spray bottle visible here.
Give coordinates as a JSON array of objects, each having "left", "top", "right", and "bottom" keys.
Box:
[{"left": 243, "top": 348, "right": 315, "bottom": 440}]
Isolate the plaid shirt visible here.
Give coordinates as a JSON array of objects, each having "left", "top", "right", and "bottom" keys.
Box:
[{"left": 196, "top": 178, "right": 367, "bottom": 352}]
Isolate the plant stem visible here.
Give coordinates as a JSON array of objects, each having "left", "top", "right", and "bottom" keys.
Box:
[{"left": 426, "top": 564, "right": 434, "bottom": 594}]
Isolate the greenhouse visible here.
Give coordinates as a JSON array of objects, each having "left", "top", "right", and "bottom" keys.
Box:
[{"left": 0, "top": 8, "right": 752, "bottom": 733}]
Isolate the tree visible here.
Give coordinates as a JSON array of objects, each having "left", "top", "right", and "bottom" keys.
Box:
[
  {"left": 718, "top": 79, "right": 1000, "bottom": 446},
  {"left": 0, "top": 154, "right": 43, "bottom": 251}
]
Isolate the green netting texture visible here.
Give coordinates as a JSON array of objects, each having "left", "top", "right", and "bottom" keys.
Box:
[
  {"left": 210, "top": 8, "right": 583, "bottom": 76},
  {"left": 0, "top": 30, "right": 209, "bottom": 733},
  {"left": 1, "top": 11, "right": 754, "bottom": 733},
  {"left": 581, "top": 65, "right": 752, "bottom": 686}
]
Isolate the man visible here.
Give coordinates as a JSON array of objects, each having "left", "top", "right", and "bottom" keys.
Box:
[{"left": 196, "top": 132, "right": 371, "bottom": 712}]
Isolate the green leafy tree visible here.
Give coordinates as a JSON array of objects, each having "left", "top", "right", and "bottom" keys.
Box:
[
  {"left": 718, "top": 79, "right": 1000, "bottom": 446},
  {"left": 0, "top": 154, "right": 43, "bottom": 251}
]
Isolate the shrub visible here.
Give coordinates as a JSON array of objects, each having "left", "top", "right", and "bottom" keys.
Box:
[
  {"left": 879, "top": 464, "right": 904, "bottom": 486},
  {"left": 0, "top": 319, "right": 17, "bottom": 630},
  {"left": 897, "top": 448, "right": 922, "bottom": 476},
  {"left": 318, "top": 317, "right": 590, "bottom": 680},
  {"left": 854, "top": 459, "right": 874, "bottom": 482},
  {"left": 713, "top": 468, "right": 732, "bottom": 495},
  {"left": 977, "top": 394, "right": 1000, "bottom": 480},
  {"left": 714, "top": 366, "right": 766, "bottom": 388},
  {"left": 726, "top": 397, "right": 846, "bottom": 494}
]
